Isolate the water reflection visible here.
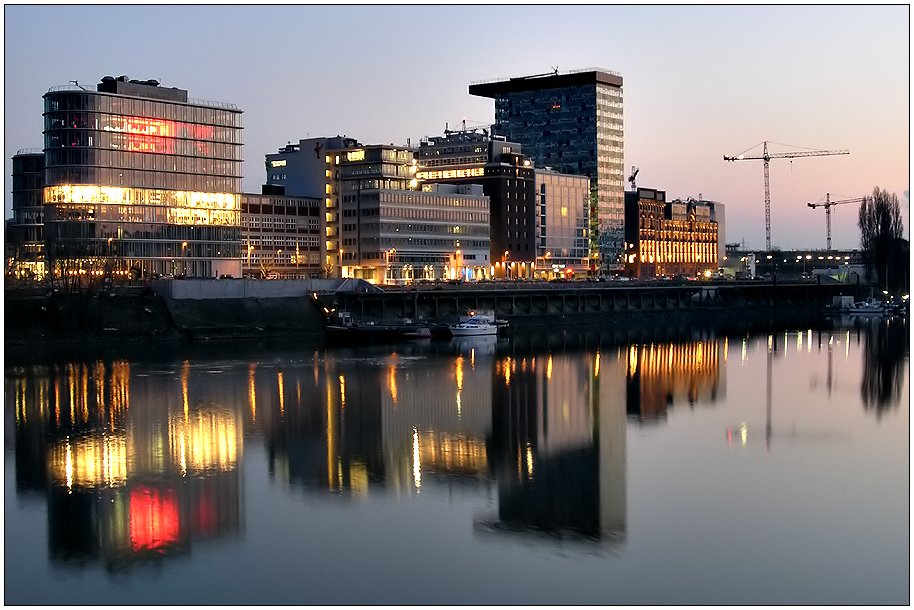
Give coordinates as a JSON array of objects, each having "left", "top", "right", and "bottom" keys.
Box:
[
  {"left": 482, "top": 349, "right": 626, "bottom": 542},
  {"left": 8, "top": 360, "right": 243, "bottom": 570},
  {"left": 860, "top": 317, "right": 908, "bottom": 417},
  {"left": 5, "top": 320, "right": 907, "bottom": 578},
  {"left": 625, "top": 339, "right": 725, "bottom": 422}
]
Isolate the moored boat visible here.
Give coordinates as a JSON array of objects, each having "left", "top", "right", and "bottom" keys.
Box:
[
  {"left": 326, "top": 312, "right": 432, "bottom": 341},
  {"left": 448, "top": 315, "right": 498, "bottom": 336}
]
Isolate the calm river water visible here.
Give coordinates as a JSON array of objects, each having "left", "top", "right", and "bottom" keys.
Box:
[{"left": 4, "top": 317, "right": 909, "bottom": 605}]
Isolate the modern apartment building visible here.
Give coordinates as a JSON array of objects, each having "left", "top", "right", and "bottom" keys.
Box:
[
  {"left": 623, "top": 187, "right": 720, "bottom": 279},
  {"left": 266, "top": 137, "right": 491, "bottom": 283},
  {"left": 41, "top": 75, "right": 243, "bottom": 279},
  {"left": 240, "top": 189, "right": 325, "bottom": 279},
  {"left": 534, "top": 169, "right": 591, "bottom": 279},
  {"left": 469, "top": 68, "right": 624, "bottom": 272},
  {"left": 9, "top": 150, "right": 46, "bottom": 278},
  {"left": 416, "top": 128, "right": 535, "bottom": 278}
]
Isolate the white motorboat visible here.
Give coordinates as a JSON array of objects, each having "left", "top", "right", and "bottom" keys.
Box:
[
  {"left": 448, "top": 315, "right": 498, "bottom": 336},
  {"left": 846, "top": 301, "right": 891, "bottom": 316}
]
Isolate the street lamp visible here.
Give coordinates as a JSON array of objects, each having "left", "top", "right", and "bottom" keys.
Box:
[
  {"left": 503, "top": 250, "right": 509, "bottom": 280},
  {"left": 247, "top": 244, "right": 254, "bottom": 278},
  {"left": 107, "top": 237, "right": 114, "bottom": 277},
  {"left": 181, "top": 241, "right": 188, "bottom": 276},
  {"left": 386, "top": 248, "right": 396, "bottom": 284}
]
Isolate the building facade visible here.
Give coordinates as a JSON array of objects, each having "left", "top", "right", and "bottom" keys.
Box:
[
  {"left": 9, "top": 150, "right": 46, "bottom": 278},
  {"left": 265, "top": 136, "right": 359, "bottom": 275},
  {"left": 534, "top": 169, "right": 591, "bottom": 279},
  {"left": 416, "top": 129, "right": 535, "bottom": 278},
  {"left": 240, "top": 189, "right": 325, "bottom": 279},
  {"left": 265, "top": 138, "right": 491, "bottom": 284},
  {"left": 41, "top": 75, "right": 243, "bottom": 279},
  {"left": 469, "top": 68, "right": 624, "bottom": 272},
  {"left": 623, "top": 187, "right": 719, "bottom": 279},
  {"left": 334, "top": 142, "right": 491, "bottom": 283}
]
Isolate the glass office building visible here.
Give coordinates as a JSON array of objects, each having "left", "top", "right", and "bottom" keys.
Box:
[
  {"left": 41, "top": 76, "right": 243, "bottom": 278},
  {"left": 469, "top": 68, "right": 624, "bottom": 272},
  {"left": 535, "top": 169, "right": 591, "bottom": 279}
]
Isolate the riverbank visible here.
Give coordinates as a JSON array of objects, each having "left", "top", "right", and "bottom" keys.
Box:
[{"left": 5, "top": 279, "right": 851, "bottom": 349}]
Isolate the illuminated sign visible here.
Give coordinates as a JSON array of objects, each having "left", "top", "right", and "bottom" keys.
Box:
[
  {"left": 270, "top": 160, "right": 287, "bottom": 168},
  {"left": 416, "top": 167, "right": 485, "bottom": 181},
  {"left": 346, "top": 150, "right": 365, "bottom": 162}
]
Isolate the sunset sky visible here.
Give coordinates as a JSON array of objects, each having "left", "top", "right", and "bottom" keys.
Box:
[{"left": 4, "top": 5, "right": 908, "bottom": 250}]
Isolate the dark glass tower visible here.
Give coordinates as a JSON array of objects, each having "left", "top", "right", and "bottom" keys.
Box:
[{"left": 469, "top": 68, "right": 624, "bottom": 272}]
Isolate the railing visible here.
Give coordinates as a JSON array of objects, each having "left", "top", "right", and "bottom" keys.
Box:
[
  {"left": 188, "top": 98, "right": 240, "bottom": 111},
  {"left": 45, "top": 85, "right": 239, "bottom": 111},
  {"left": 46, "top": 84, "right": 92, "bottom": 93},
  {"left": 15, "top": 148, "right": 43, "bottom": 155},
  {"left": 470, "top": 67, "right": 621, "bottom": 87}
]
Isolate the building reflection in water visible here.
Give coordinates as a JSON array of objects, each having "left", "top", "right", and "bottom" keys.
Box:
[
  {"left": 481, "top": 348, "right": 627, "bottom": 543},
  {"left": 260, "top": 335, "right": 727, "bottom": 543},
  {"left": 7, "top": 359, "right": 243, "bottom": 569},
  {"left": 262, "top": 342, "right": 494, "bottom": 497},
  {"left": 625, "top": 338, "right": 725, "bottom": 422},
  {"left": 9, "top": 330, "right": 733, "bottom": 564}
]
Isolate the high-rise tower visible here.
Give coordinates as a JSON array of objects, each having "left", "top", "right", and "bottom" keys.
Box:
[{"left": 469, "top": 68, "right": 624, "bottom": 272}]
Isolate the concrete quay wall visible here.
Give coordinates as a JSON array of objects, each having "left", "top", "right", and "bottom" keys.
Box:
[
  {"left": 323, "top": 282, "right": 853, "bottom": 326},
  {"left": 150, "top": 278, "right": 359, "bottom": 300}
]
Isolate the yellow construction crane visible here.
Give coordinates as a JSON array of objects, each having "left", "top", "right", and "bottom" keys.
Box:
[
  {"left": 807, "top": 193, "right": 866, "bottom": 250},
  {"left": 723, "top": 141, "right": 850, "bottom": 249}
]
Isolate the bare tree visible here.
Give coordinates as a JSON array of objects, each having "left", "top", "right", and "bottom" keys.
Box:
[{"left": 858, "top": 187, "right": 905, "bottom": 292}]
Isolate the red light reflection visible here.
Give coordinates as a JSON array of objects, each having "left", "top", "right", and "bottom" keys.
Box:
[{"left": 129, "top": 486, "right": 181, "bottom": 551}]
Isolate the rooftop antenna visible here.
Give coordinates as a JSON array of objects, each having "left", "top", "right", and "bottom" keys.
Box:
[
  {"left": 551, "top": 66, "right": 559, "bottom": 75},
  {"left": 69, "top": 80, "right": 87, "bottom": 91},
  {"left": 627, "top": 166, "right": 640, "bottom": 191}
]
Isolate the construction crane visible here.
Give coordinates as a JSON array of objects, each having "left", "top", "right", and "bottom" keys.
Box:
[
  {"left": 807, "top": 193, "right": 866, "bottom": 250},
  {"left": 723, "top": 141, "right": 850, "bottom": 250}
]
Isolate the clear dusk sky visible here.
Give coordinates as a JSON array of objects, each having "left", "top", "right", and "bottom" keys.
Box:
[{"left": 3, "top": 4, "right": 909, "bottom": 251}]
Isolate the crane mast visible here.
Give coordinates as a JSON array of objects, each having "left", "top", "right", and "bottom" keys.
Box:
[
  {"left": 724, "top": 141, "right": 850, "bottom": 250},
  {"left": 806, "top": 193, "right": 866, "bottom": 250}
]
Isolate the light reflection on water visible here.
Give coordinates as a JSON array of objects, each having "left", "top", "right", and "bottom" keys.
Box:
[{"left": 4, "top": 318, "right": 908, "bottom": 605}]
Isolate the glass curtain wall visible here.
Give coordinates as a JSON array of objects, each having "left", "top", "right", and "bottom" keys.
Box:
[{"left": 42, "top": 89, "right": 243, "bottom": 278}]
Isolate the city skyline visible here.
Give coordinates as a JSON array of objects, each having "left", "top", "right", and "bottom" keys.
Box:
[{"left": 4, "top": 5, "right": 908, "bottom": 251}]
